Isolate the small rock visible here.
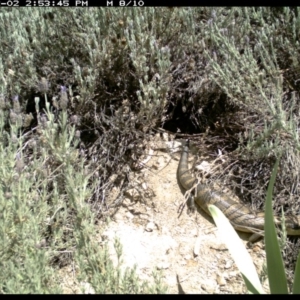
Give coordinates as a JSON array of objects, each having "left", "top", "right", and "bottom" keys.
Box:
[
  {"left": 139, "top": 213, "right": 150, "bottom": 220},
  {"left": 252, "top": 244, "right": 262, "bottom": 252},
  {"left": 145, "top": 221, "right": 156, "bottom": 232},
  {"left": 122, "top": 198, "right": 131, "bottom": 207},
  {"left": 193, "top": 236, "right": 202, "bottom": 257},
  {"left": 184, "top": 254, "right": 192, "bottom": 260},
  {"left": 228, "top": 271, "right": 239, "bottom": 278},
  {"left": 224, "top": 260, "right": 233, "bottom": 269},
  {"left": 125, "top": 189, "right": 140, "bottom": 201},
  {"left": 125, "top": 211, "right": 134, "bottom": 220},
  {"left": 216, "top": 273, "right": 226, "bottom": 286}
]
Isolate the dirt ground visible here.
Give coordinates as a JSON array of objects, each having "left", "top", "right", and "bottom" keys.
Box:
[
  {"left": 99, "top": 135, "right": 271, "bottom": 294},
  {"left": 59, "top": 135, "right": 270, "bottom": 294}
]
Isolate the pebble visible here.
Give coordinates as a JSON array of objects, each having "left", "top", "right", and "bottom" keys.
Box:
[
  {"left": 125, "top": 211, "right": 134, "bottom": 220},
  {"left": 145, "top": 221, "right": 156, "bottom": 232},
  {"left": 216, "top": 273, "right": 226, "bottom": 286},
  {"left": 184, "top": 254, "right": 192, "bottom": 260},
  {"left": 193, "top": 236, "right": 202, "bottom": 256},
  {"left": 224, "top": 260, "right": 233, "bottom": 269}
]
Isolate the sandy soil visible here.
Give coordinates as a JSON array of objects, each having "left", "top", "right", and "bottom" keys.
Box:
[
  {"left": 99, "top": 135, "right": 270, "bottom": 294},
  {"left": 58, "top": 137, "right": 267, "bottom": 294}
]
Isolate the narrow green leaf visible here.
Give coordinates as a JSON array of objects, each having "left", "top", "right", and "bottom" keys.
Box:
[
  {"left": 292, "top": 251, "right": 300, "bottom": 294},
  {"left": 208, "top": 204, "right": 265, "bottom": 294},
  {"left": 264, "top": 158, "right": 288, "bottom": 294}
]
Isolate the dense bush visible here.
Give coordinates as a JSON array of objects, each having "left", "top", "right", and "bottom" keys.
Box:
[{"left": 0, "top": 7, "right": 299, "bottom": 293}]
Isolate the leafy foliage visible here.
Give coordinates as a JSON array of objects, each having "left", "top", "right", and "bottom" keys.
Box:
[{"left": 0, "top": 7, "right": 300, "bottom": 293}]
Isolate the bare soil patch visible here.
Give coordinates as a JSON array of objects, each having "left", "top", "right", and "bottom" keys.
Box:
[{"left": 101, "top": 137, "right": 269, "bottom": 294}]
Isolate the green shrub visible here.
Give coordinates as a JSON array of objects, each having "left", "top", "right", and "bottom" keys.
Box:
[{"left": 1, "top": 7, "right": 300, "bottom": 293}]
